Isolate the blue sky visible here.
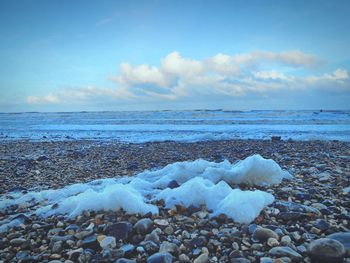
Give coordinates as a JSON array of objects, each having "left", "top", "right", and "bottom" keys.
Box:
[{"left": 0, "top": 0, "right": 349, "bottom": 112}]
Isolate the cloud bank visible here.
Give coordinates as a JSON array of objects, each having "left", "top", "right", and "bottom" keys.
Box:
[{"left": 26, "top": 50, "right": 349, "bottom": 107}]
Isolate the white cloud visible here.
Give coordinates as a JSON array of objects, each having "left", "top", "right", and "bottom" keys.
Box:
[
  {"left": 26, "top": 50, "right": 349, "bottom": 105},
  {"left": 27, "top": 94, "right": 60, "bottom": 104}
]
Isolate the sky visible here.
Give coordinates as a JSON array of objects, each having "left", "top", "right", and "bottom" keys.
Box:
[{"left": 0, "top": 0, "right": 350, "bottom": 112}]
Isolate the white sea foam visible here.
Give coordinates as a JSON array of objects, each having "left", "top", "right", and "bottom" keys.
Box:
[{"left": 0, "top": 154, "right": 292, "bottom": 231}]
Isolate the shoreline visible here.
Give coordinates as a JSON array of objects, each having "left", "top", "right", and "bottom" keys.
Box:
[
  {"left": 0, "top": 139, "right": 350, "bottom": 262},
  {"left": 1, "top": 139, "right": 349, "bottom": 194}
]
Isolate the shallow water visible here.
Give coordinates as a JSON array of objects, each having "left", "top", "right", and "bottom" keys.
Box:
[{"left": 1, "top": 110, "right": 349, "bottom": 142}]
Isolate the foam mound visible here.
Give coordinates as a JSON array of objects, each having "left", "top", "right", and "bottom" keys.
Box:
[{"left": 0, "top": 154, "right": 291, "bottom": 231}]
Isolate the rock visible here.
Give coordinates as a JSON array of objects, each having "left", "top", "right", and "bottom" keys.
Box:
[
  {"left": 296, "top": 245, "right": 307, "bottom": 254},
  {"left": 134, "top": 218, "right": 153, "bottom": 234},
  {"left": 52, "top": 241, "right": 63, "bottom": 253},
  {"left": 119, "top": 244, "right": 135, "bottom": 257},
  {"left": 145, "top": 230, "right": 160, "bottom": 244},
  {"left": 159, "top": 241, "right": 179, "bottom": 255},
  {"left": 269, "top": 246, "right": 302, "bottom": 261},
  {"left": 51, "top": 234, "right": 73, "bottom": 242},
  {"left": 230, "top": 258, "right": 250, "bottom": 263},
  {"left": 167, "top": 180, "right": 180, "bottom": 189},
  {"left": 315, "top": 219, "right": 330, "bottom": 231},
  {"left": 10, "top": 237, "right": 27, "bottom": 246},
  {"left": 271, "top": 136, "right": 281, "bottom": 141},
  {"left": 179, "top": 253, "right": 190, "bottom": 262},
  {"left": 194, "top": 253, "right": 209, "bottom": 263},
  {"left": 275, "top": 201, "right": 321, "bottom": 216},
  {"left": 147, "top": 252, "right": 173, "bottom": 263},
  {"left": 190, "top": 236, "right": 207, "bottom": 248},
  {"left": 140, "top": 240, "right": 159, "bottom": 254},
  {"left": 99, "top": 236, "right": 116, "bottom": 249},
  {"left": 82, "top": 235, "right": 100, "bottom": 250},
  {"left": 327, "top": 232, "right": 350, "bottom": 253},
  {"left": 281, "top": 236, "right": 292, "bottom": 246},
  {"left": 16, "top": 251, "right": 31, "bottom": 262},
  {"left": 115, "top": 259, "right": 137, "bottom": 263},
  {"left": 260, "top": 257, "right": 273, "bottom": 263},
  {"left": 252, "top": 227, "right": 279, "bottom": 242},
  {"left": 37, "top": 155, "right": 49, "bottom": 161},
  {"left": 154, "top": 219, "right": 169, "bottom": 226},
  {"left": 267, "top": 237, "right": 279, "bottom": 247},
  {"left": 164, "top": 226, "right": 174, "bottom": 235},
  {"left": 308, "top": 238, "right": 346, "bottom": 263},
  {"left": 67, "top": 248, "right": 83, "bottom": 261},
  {"left": 248, "top": 224, "right": 257, "bottom": 234},
  {"left": 105, "top": 222, "right": 132, "bottom": 240},
  {"left": 277, "top": 212, "right": 306, "bottom": 221}
]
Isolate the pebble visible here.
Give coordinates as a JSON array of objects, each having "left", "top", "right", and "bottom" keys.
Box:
[
  {"left": 159, "top": 241, "right": 179, "bottom": 255},
  {"left": 267, "top": 237, "right": 279, "bottom": 247},
  {"left": 115, "top": 259, "right": 137, "bottom": 263},
  {"left": 252, "top": 227, "right": 279, "bottom": 242},
  {"left": 134, "top": 218, "right": 153, "bottom": 234},
  {"left": 105, "top": 222, "right": 133, "bottom": 240},
  {"left": 280, "top": 236, "right": 292, "bottom": 245},
  {"left": 179, "top": 253, "right": 190, "bottom": 262},
  {"left": 154, "top": 219, "right": 169, "bottom": 226},
  {"left": 260, "top": 257, "right": 274, "bottom": 263},
  {"left": 9, "top": 238, "right": 27, "bottom": 246},
  {"left": 147, "top": 252, "right": 173, "bottom": 263},
  {"left": 193, "top": 253, "right": 209, "bottom": 263},
  {"left": 308, "top": 238, "right": 346, "bottom": 263},
  {"left": 327, "top": 232, "right": 350, "bottom": 253},
  {"left": 99, "top": 236, "right": 116, "bottom": 249},
  {"left": 269, "top": 246, "right": 303, "bottom": 261}
]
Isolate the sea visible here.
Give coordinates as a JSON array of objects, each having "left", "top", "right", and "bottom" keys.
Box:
[{"left": 0, "top": 110, "right": 350, "bottom": 142}]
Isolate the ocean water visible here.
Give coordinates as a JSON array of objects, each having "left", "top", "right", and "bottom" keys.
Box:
[{"left": 0, "top": 110, "right": 349, "bottom": 142}]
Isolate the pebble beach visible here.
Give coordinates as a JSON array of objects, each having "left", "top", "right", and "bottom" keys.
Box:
[{"left": 1, "top": 139, "right": 350, "bottom": 262}]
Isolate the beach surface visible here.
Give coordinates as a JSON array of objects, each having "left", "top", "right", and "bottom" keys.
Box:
[{"left": 1, "top": 139, "right": 350, "bottom": 262}]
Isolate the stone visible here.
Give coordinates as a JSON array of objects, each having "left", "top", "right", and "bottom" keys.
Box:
[
  {"left": 16, "top": 251, "right": 31, "bottom": 262},
  {"left": 230, "top": 258, "right": 250, "bottom": 263},
  {"left": 248, "top": 224, "right": 257, "bottom": 234},
  {"left": 134, "top": 218, "right": 153, "bottom": 234},
  {"left": 260, "top": 257, "right": 273, "bottom": 263},
  {"left": 145, "top": 230, "right": 160, "bottom": 244},
  {"left": 179, "top": 253, "right": 190, "bottom": 262},
  {"left": 52, "top": 241, "right": 63, "bottom": 253},
  {"left": 105, "top": 222, "right": 132, "bottom": 240},
  {"left": 327, "top": 232, "right": 350, "bottom": 253},
  {"left": 267, "top": 237, "right": 279, "bottom": 247},
  {"left": 308, "top": 238, "right": 345, "bottom": 263},
  {"left": 315, "top": 219, "right": 330, "bottom": 231},
  {"left": 194, "top": 253, "right": 209, "bottom": 263},
  {"left": 190, "top": 236, "right": 207, "bottom": 248},
  {"left": 140, "top": 240, "right": 159, "bottom": 254},
  {"left": 115, "top": 259, "right": 137, "bottom": 263},
  {"left": 99, "top": 236, "right": 116, "bottom": 249},
  {"left": 154, "top": 219, "right": 169, "bottom": 226},
  {"left": 167, "top": 180, "right": 180, "bottom": 189},
  {"left": 252, "top": 227, "right": 279, "bottom": 242},
  {"left": 159, "top": 241, "right": 179, "bottom": 255},
  {"left": 10, "top": 238, "right": 27, "bottom": 246},
  {"left": 269, "top": 246, "right": 302, "bottom": 261},
  {"left": 271, "top": 136, "right": 281, "bottom": 141},
  {"left": 280, "top": 236, "right": 291, "bottom": 246},
  {"left": 82, "top": 235, "right": 100, "bottom": 250},
  {"left": 147, "top": 252, "right": 173, "bottom": 263},
  {"left": 67, "top": 248, "right": 83, "bottom": 261},
  {"left": 119, "top": 244, "right": 135, "bottom": 257},
  {"left": 164, "top": 226, "right": 174, "bottom": 235}
]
